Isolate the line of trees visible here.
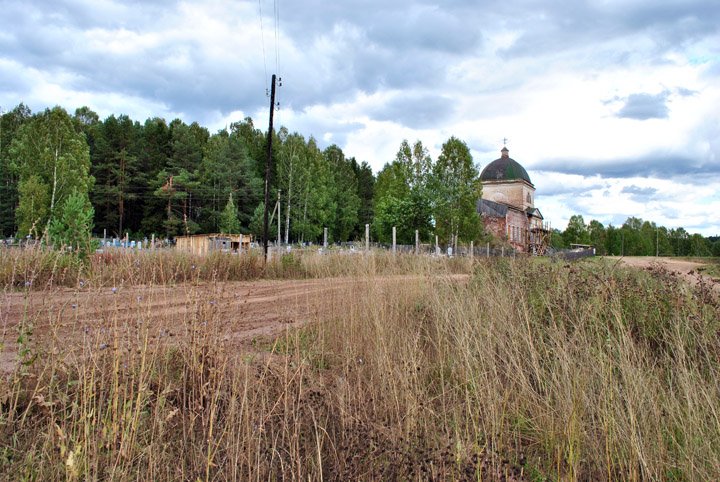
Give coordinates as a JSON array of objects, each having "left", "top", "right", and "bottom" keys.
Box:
[
  {"left": 1, "top": 104, "right": 481, "bottom": 247},
  {"left": 0, "top": 104, "right": 378, "bottom": 245},
  {"left": 2, "top": 103, "right": 716, "bottom": 254},
  {"left": 557, "top": 215, "right": 720, "bottom": 257},
  {"left": 373, "top": 138, "right": 482, "bottom": 247}
]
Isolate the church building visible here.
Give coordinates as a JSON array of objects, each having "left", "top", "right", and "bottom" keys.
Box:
[{"left": 477, "top": 147, "right": 550, "bottom": 254}]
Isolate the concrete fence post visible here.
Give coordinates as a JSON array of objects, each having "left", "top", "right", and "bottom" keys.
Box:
[
  {"left": 125, "top": 232, "right": 129, "bottom": 249},
  {"left": 151, "top": 234, "right": 155, "bottom": 250},
  {"left": 435, "top": 235, "right": 439, "bottom": 256},
  {"left": 365, "top": 224, "right": 370, "bottom": 252},
  {"left": 470, "top": 241, "right": 474, "bottom": 259},
  {"left": 323, "top": 227, "right": 328, "bottom": 249},
  {"left": 415, "top": 230, "right": 419, "bottom": 255},
  {"left": 392, "top": 226, "right": 396, "bottom": 255},
  {"left": 486, "top": 242, "right": 490, "bottom": 258},
  {"left": 103, "top": 228, "right": 106, "bottom": 246},
  {"left": 501, "top": 246, "right": 504, "bottom": 257}
]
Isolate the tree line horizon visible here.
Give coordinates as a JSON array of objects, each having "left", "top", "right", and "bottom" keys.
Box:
[{"left": 0, "top": 103, "right": 717, "bottom": 257}]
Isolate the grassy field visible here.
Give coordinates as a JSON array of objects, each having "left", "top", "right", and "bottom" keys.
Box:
[{"left": 1, "top": 250, "right": 719, "bottom": 480}]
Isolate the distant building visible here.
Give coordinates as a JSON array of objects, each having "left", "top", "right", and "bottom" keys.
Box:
[
  {"left": 477, "top": 147, "right": 550, "bottom": 254},
  {"left": 175, "top": 233, "right": 252, "bottom": 255}
]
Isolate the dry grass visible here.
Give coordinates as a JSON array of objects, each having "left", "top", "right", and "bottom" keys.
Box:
[
  {"left": 0, "top": 246, "right": 471, "bottom": 290},
  {"left": 1, "top": 252, "right": 719, "bottom": 480}
]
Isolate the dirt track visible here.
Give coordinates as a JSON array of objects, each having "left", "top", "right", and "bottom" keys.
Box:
[{"left": 1, "top": 275, "right": 465, "bottom": 373}]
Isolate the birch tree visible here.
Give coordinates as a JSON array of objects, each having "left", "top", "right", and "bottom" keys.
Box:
[
  {"left": 432, "top": 137, "right": 481, "bottom": 248},
  {"left": 277, "top": 129, "right": 307, "bottom": 243},
  {"left": 10, "top": 106, "right": 93, "bottom": 237}
]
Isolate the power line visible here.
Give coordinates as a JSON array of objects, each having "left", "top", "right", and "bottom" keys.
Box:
[
  {"left": 273, "top": 0, "right": 280, "bottom": 74},
  {"left": 270, "top": 0, "right": 282, "bottom": 126},
  {"left": 257, "top": 0, "right": 268, "bottom": 93}
]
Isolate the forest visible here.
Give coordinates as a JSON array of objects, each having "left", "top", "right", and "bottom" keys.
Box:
[{"left": 0, "top": 103, "right": 717, "bottom": 255}]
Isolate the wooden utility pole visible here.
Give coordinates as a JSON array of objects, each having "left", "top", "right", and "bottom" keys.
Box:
[{"left": 263, "top": 74, "right": 277, "bottom": 262}]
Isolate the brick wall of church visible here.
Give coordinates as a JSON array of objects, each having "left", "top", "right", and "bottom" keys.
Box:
[
  {"left": 482, "top": 208, "right": 531, "bottom": 253},
  {"left": 506, "top": 209, "right": 529, "bottom": 252}
]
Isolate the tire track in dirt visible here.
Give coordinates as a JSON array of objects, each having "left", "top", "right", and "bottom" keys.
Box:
[{"left": 1, "top": 275, "right": 468, "bottom": 373}]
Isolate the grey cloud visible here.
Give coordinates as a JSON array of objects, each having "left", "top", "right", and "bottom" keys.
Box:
[
  {"left": 498, "top": 0, "right": 720, "bottom": 60},
  {"left": 621, "top": 185, "right": 658, "bottom": 202},
  {"left": 531, "top": 175, "right": 605, "bottom": 197},
  {"left": 617, "top": 92, "right": 670, "bottom": 120},
  {"left": 276, "top": 0, "right": 485, "bottom": 104},
  {"left": 2, "top": 0, "right": 720, "bottom": 140},
  {"left": 540, "top": 151, "right": 720, "bottom": 178},
  {"left": 369, "top": 93, "right": 454, "bottom": 129},
  {"left": 621, "top": 185, "right": 658, "bottom": 196},
  {"left": 368, "top": 6, "right": 482, "bottom": 53},
  {"left": 676, "top": 87, "right": 698, "bottom": 97}
]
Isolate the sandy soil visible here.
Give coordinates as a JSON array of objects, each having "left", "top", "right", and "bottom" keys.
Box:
[{"left": 0, "top": 275, "right": 465, "bottom": 374}]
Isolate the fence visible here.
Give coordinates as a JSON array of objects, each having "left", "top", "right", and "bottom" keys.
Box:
[
  {"left": 4, "top": 230, "right": 597, "bottom": 262},
  {"left": 550, "top": 247, "right": 596, "bottom": 261}
]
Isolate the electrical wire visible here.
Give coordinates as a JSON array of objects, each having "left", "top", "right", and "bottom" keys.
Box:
[
  {"left": 273, "top": 0, "right": 280, "bottom": 74},
  {"left": 272, "top": 0, "right": 282, "bottom": 125},
  {"left": 257, "top": 0, "right": 269, "bottom": 93}
]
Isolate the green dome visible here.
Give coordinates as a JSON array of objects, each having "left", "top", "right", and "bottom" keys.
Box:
[{"left": 480, "top": 148, "right": 532, "bottom": 184}]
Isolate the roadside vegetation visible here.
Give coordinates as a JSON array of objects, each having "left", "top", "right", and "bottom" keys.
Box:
[
  {"left": 0, "top": 246, "right": 471, "bottom": 290},
  {"left": 2, "top": 252, "right": 719, "bottom": 480}
]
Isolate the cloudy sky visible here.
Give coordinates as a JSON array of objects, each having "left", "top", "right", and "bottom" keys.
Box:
[{"left": 2, "top": 0, "right": 719, "bottom": 235}]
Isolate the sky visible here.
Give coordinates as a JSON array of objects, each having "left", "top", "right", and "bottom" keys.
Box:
[{"left": 2, "top": 0, "right": 719, "bottom": 235}]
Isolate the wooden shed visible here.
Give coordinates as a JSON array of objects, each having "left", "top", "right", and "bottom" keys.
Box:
[{"left": 175, "top": 233, "right": 252, "bottom": 255}]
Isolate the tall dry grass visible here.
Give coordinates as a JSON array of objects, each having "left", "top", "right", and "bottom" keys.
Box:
[
  {"left": 2, "top": 253, "right": 719, "bottom": 480},
  {"left": 0, "top": 245, "right": 470, "bottom": 290}
]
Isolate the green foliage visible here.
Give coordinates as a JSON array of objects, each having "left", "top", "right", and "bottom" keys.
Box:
[
  {"left": 432, "top": 136, "right": 482, "bottom": 245},
  {"left": 351, "top": 158, "right": 375, "bottom": 239},
  {"left": 325, "top": 144, "right": 360, "bottom": 242},
  {"left": 15, "top": 176, "right": 49, "bottom": 237},
  {"left": 88, "top": 113, "right": 141, "bottom": 237},
  {"left": 10, "top": 106, "right": 94, "bottom": 236},
  {"left": 562, "top": 214, "right": 590, "bottom": 246},
  {"left": 219, "top": 192, "right": 241, "bottom": 234},
  {"left": 588, "top": 220, "right": 606, "bottom": 254},
  {"left": 0, "top": 103, "right": 32, "bottom": 236},
  {"left": 197, "top": 129, "right": 262, "bottom": 232},
  {"left": 249, "top": 202, "right": 266, "bottom": 239},
  {"left": 373, "top": 140, "right": 433, "bottom": 243},
  {"left": 48, "top": 190, "right": 95, "bottom": 257},
  {"left": 4, "top": 102, "right": 718, "bottom": 256}
]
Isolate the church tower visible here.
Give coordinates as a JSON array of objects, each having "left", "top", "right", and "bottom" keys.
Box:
[
  {"left": 479, "top": 147, "right": 535, "bottom": 211},
  {"left": 477, "top": 146, "right": 548, "bottom": 254}
]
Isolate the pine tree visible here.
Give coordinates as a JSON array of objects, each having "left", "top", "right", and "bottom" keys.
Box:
[
  {"left": 219, "top": 192, "right": 241, "bottom": 234},
  {"left": 48, "top": 190, "right": 94, "bottom": 257}
]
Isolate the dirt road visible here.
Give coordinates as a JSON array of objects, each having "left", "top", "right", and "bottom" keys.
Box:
[{"left": 1, "top": 275, "right": 465, "bottom": 373}]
